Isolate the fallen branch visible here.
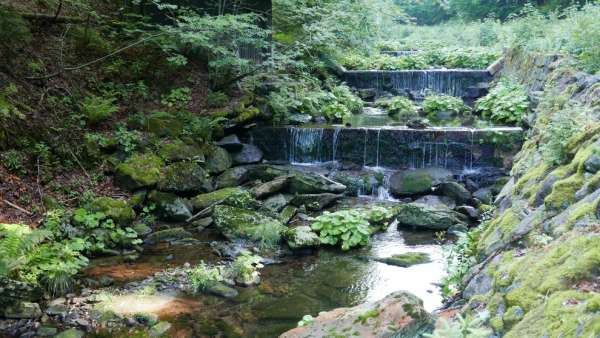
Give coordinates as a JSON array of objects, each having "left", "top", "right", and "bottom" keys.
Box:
[
  {"left": 25, "top": 32, "right": 166, "bottom": 80},
  {"left": 186, "top": 199, "right": 224, "bottom": 223},
  {"left": 2, "top": 199, "right": 33, "bottom": 216}
]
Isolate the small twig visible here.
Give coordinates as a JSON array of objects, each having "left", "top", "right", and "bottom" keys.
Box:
[
  {"left": 2, "top": 199, "right": 33, "bottom": 215},
  {"left": 67, "top": 148, "right": 92, "bottom": 184},
  {"left": 186, "top": 200, "right": 224, "bottom": 223},
  {"left": 36, "top": 157, "right": 45, "bottom": 213},
  {"left": 53, "top": 0, "right": 64, "bottom": 22}
]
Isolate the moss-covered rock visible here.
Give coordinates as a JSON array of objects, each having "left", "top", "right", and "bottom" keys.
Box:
[
  {"left": 144, "top": 112, "right": 183, "bottom": 137},
  {"left": 157, "top": 140, "right": 204, "bottom": 163},
  {"left": 115, "top": 154, "right": 164, "bottom": 190},
  {"left": 216, "top": 166, "right": 251, "bottom": 189},
  {"left": 147, "top": 191, "right": 192, "bottom": 222},
  {"left": 287, "top": 172, "right": 346, "bottom": 195},
  {"left": 203, "top": 145, "right": 232, "bottom": 174},
  {"left": 394, "top": 203, "right": 466, "bottom": 230},
  {"left": 212, "top": 205, "right": 284, "bottom": 245},
  {"left": 389, "top": 168, "right": 453, "bottom": 197},
  {"left": 88, "top": 197, "right": 136, "bottom": 226},
  {"left": 157, "top": 161, "right": 213, "bottom": 195},
  {"left": 290, "top": 193, "right": 342, "bottom": 211},
  {"left": 285, "top": 226, "right": 321, "bottom": 250},
  {"left": 145, "top": 227, "right": 193, "bottom": 244},
  {"left": 190, "top": 187, "right": 245, "bottom": 211},
  {"left": 375, "top": 252, "right": 431, "bottom": 267}
]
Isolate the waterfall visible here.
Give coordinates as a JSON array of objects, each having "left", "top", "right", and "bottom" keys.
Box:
[
  {"left": 289, "top": 128, "right": 325, "bottom": 163},
  {"left": 362, "top": 129, "right": 368, "bottom": 167},
  {"left": 375, "top": 129, "right": 381, "bottom": 168},
  {"left": 332, "top": 127, "right": 342, "bottom": 162}
]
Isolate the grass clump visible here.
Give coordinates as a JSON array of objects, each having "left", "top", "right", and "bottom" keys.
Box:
[
  {"left": 81, "top": 95, "right": 119, "bottom": 125},
  {"left": 189, "top": 261, "right": 223, "bottom": 291}
]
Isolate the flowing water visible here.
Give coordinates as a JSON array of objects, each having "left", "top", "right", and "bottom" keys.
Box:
[{"left": 86, "top": 198, "right": 445, "bottom": 338}]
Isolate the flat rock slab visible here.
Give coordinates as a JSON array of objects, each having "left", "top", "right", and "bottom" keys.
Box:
[{"left": 375, "top": 252, "right": 431, "bottom": 267}]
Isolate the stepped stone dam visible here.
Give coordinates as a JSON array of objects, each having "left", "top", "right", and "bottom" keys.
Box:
[
  {"left": 250, "top": 126, "right": 523, "bottom": 173},
  {"left": 343, "top": 70, "right": 492, "bottom": 102}
]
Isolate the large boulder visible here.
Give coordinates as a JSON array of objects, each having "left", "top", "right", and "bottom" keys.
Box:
[
  {"left": 216, "top": 166, "right": 251, "bottom": 189},
  {"left": 437, "top": 182, "right": 471, "bottom": 205},
  {"left": 190, "top": 187, "right": 246, "bottom": 211},
  {"left": 394, "top": 202, "right": 466, "bottom": 230},
  {"left": 212, "top": 205, "right": 284, "bottom": 243},
  {"left": 157, "top": 140, "right": 204, "bottom": 163},
  {"left": 203, "top": 145, "right": 232, "bottom": 174},
  {"left": 279, "top": 291, "right": 434, "bottom": 338},
  {"left": 290, "top": 193, "right": 342, "bottom": 211},
  {"left": 147, "top": 191, "right": 192, "bottom": 222},
  {"left": 232, "top": 144, "right": 263, "bottom": 165},
  {"left": 285, "top": 226, "right": 321, "bottom": 250},
  {"left": 0, "top": 277, "right": 42, "bottom": 306},
  {"left": 115, "top": 154, "right": 164, "bottom": 190},
  {"left": 3, "top": 301, "right": 42, "bottom": 319},
  {"left": 157, "top": 162, "right": 213, "bottom": 195},
  {"left": 413, "top": 195, "right": 456, "bottom": 209},
  {"left": 216, "top": 134, "right": 243, "bottom": 151},
  {"left": 263, "top": 194, "right": 289, "bottom": 212},
  {"left": 288, "top": 172, "right": 346, "bottom": 195},
  {"left": 252, "top": 175, "right": 290, "bottom": 198},
  {"left": 88, "top": 197, "right": 135, "bottom": 226},
  {"left": 389, "top": 168, "right": 453, "bottom": 197}
]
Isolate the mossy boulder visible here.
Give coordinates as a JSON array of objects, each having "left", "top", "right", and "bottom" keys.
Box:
[
  {"left": 437, "top": 182, "right": 471, "bottom": 204},
  {"left": 190, "top": 187, "right": 246, "bottom": 211},
  {"left": 280, "top": 291, "right": 434, "bottom": 338},
  {"left": 231, "top": 144, "right": 263, "bottom": 165},
  {"left": 157, "top": 140, "right": 204, "bottom": 163},
  {"left": 216, "top": 166, "right": 251, "bottom": 189},
  {"left": 285, "top": 226, "right": 321, "bottom": 250},
  {"left": 203, "top": 145, "right": 232, "bottom": 174},
  {"left": 290, "top": 193, "right": 342, "bottom": 211},
  {"left": 389, "top": 168, "right": 453, "bottom": 197},
  {"left": 375, "top": 252, "right": 431, "bottom": 267},
  {"left": 88, "top": 197, "right": 136, "bottom": 226},
  {"left": 288, "top": 172, "right": 346, "bottom": 194},
  {"left": 3, "top": 301, "right": 42, "bottom": 319},
  {"left": 157, "top": 162, "right": 213, "bottom": 195},
  {"left": 145, "top": 227, "right": 193, "bottom": 244},
  {"left": 115, "top": 154, "right": 164, "bottom": 190},
  {"left": 147, "top": 191, "right": 192, "bottom": 222},
  {"left": 212, "top": 205, "right": 284, "bottom": 244},
  {"left": 144, "top": 112, "right": 183, "bottom": 137},
  {"left": 394, "top": 202, "right": 466, "bottom": 230}
]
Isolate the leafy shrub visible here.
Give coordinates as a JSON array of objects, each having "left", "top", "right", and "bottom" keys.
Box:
[
  {"left": 161, "top": 87, "right": 192, "bottom": 109},
  {"left": 330, "top": 84, "right": 363, "bottom": 114},
  {"left": 176, "top": 111, "right": 226, "bottom": 143},
  {"left": 207, "top": 91, "right": 229, "bottom": 108},
  {"left": 1, "top": 149, "right": 28, "bottom": 176},
  {"left": 189, "top": 261, "right": 223, "bottom": 291},
  {"left": 323, "top": 102, "right": 351, "bottom": 122},
  {"left": 423, "top": 94, "right": 469, "bottom": 121},
  {"left": 311, "top": 207, "right": 392, "bottom": 250},
  {"left": 114, "top": 125, "right": 141, "bottom": 156},
  {"left": 71, "top": 208, "right": 142, "bottom": 253},
  {"left": 478, "top": 19, "right": 499, "bottom": 47},
  {"left": 364, "top": 206, "right": 394, "bottom": 225},
  {"left": 0, "top": 223, "right": 88, "bottom": 295},
  {"left": 475, "top": 79, "right": 529, "bottom": 125},
  {"left": 540, "top": 103, "right": 587, "bottom": 165},
  {"left": 440, "top": 228, "right": 481, "bottom": 298},
  {"left": 379, "top": 96, "right": 419, "bottom": 121},
  {"left": 81, "top": 95, "right": 119, "bottom": 124},
  {"left": 232, "top": 252, "right": 264, "bottom": 285},
  {"left": 424, "top": 314, "right": 492, "bottom": 338}
]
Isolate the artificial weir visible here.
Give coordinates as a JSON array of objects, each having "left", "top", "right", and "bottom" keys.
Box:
[{"left": 250, "top": 126, "right": 523, "bottom": 174}]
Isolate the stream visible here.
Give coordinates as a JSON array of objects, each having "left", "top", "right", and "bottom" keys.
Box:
[{"left": 86, "top": 196, "right": 445, "bottom": 337}]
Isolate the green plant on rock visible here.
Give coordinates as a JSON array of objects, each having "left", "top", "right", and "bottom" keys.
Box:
[
  {"left": 81, "top": 95, "right": 119, "bottom": 125},
  {"left": 423, "top": 94, "right": 469, "bottom": 122},
  {"left": 189, "top": 261, "right": 223, "bottom": 291},
  {"left": 381, "top": 96, "right": 419, "bottom": 121},
  {"left": 0, "top": 223, "right": 88, "bottom": 295},
  {"left": 71, "top": 208, "right": 142, "bottom": 254},
  {"left": 475, "top": 79, "right": 529, "bottom": 125},
  {"left": 114, "top": 125, "right": 141, "bottom": 157},
  {"left": 323, "top": 102, "right": 351, "bottom": 122},
  {"left": 297, "top": 314, "right": 315, "bottom": 327},
  {"left": 440, "top": 227, "right": 483, "bottom": 298},
  {"left": 540, "top": 103, "right": 587, "bottom": 165},
  {"left": 311, "top": 209, "right": 376, "bottom": 250},
  {"left": 330, "top": 84, "right": 363, "bottom": 114},
  {"left": 424, "top": 314, "right": 492, "bottom": 338},
  {"left": 232, "top": 252, "right": 263, "bottom": 285}
]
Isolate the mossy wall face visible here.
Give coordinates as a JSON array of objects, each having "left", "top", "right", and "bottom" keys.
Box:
[{"left": 463, "top": 49, "right": 600, "bottom": 337}]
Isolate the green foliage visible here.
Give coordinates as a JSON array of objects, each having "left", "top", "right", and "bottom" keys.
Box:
[
  {"left": 0, "top": 223, "right": 88, "bottom": 295},
  {"left": 398, "top": 0, "right": 450, "bottom": 25},
  {"left": 189, "top": 261, "right": 223, "bottom": 291},
  {"left": 207, "top": 91, "right": 229, "bottom": 108},
  {"left": 0, "top": 9, "right": 31, "bottom": 55},
  {"left": 323, "top": 102, "right": 351, "bottom": 122},
  {"left": 297, "top": 314, "right": 315, "bottom": 327},
  {"left": 379, "top": 96, "right": 419, "bottom": 121},
  {"left": 476, "top": 79, "right": 529, "bottom": 125},
  {"left": 330, "top": 84, "right": 363, "bottom": 114},
  {"left": 423, "top": 94, "right": 469, "bottom": 121},
  {"left": 161, "top": 87, "right": 191, "bottom": 109},
  {"left": 0, "top": 83, "right": 24, "bottom": 121},
  {"left": 71, "top": 208, "right": 142, "bottom": 253},
  {"left": 232, "top": 251, "right": 263, "bottom": 284},
  {"left": 0, "top": 149, "right": 27, "bottom": 176},
  {"left": 540, "top": 103, "right": 587, "bottom": 165},
  {"left": 311, "top": 207, "right": 392, "bottom": 250},
  {"left": 424, "top": 314, "right": 492, "bottom": 338},
  {"left": 114, "top": 125, "right": 141, "bottom": 157},
  {"left": 81, "top": 95, "right": 119, "bottom": 125},
  {"left": 176, "top": 111, "right": 226, "bottom": 143},
  {"left": 440, "top": 228, "right": 483, "bottom": 298}
]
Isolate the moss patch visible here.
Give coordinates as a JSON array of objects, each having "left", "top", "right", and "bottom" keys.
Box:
[
  {"left": 88, "top": 197, "right": 136, "bottom": 226},
  {"left": 115, "top": 154, "right": 164, "bottom": 191},
  {"left": 190, "top": 187, "right": 244, "bottom": 211},
  {"left": 375, "top": 252, "right": 431, "bottom": 267}
]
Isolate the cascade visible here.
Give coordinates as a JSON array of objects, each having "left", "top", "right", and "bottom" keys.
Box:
[
  {"left": 332, "top": 127, "right": 342, "bottom": 162},
  {"left": 288, "top": 127, "right": 325, "bottom": 163}
]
